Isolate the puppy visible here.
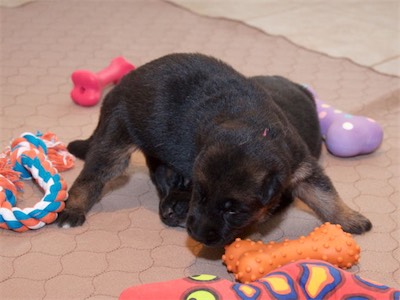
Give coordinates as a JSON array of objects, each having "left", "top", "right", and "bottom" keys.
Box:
[{"left": 59, "top": 53, "right": 372, "bottom": 246}]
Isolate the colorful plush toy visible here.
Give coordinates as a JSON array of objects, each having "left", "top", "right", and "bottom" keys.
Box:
[
  {"left": 223, "top": 222, "right": 360, "bottom": 283},
  {"left": 119, "top": 260, "right": 399, "bottom": 300},
  {"left": 305, "top": 85, "right": 383, "bottom": 157},
  {"left": 0, "top": 132, "right": 74, "bottom": 232},
  {"left": 71, "top": 56, "right": 135, "bottom": 106}
]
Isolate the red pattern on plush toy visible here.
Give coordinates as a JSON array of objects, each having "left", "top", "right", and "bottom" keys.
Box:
[{"left": 223, "top": 222, "right": 360, "bottom": 283}]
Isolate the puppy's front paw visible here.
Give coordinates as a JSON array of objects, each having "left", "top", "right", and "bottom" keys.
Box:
[
  {"left": 58, "top": 208, "right": 86, "bottom": 228},
  {"left": 159, "top": 190, "right": 190, "bottom": 227},
  {"left": 338, "top": 212, "right": 372, "bottom": 234}
]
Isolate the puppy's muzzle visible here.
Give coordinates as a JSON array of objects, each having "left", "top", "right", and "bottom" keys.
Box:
[{"left": 186, "top": 215, "right": 224, "bottom": 246}]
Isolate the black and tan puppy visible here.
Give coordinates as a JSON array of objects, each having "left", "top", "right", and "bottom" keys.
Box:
[{"left": 59, "top": 53, "right": 371, "bottom": 246}]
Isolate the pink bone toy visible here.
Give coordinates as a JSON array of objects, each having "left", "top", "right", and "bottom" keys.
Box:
[
  {"left": 305, "top": 85, "right": 383, "bottom": 157},
  {"left": 71, "top": 56, "right": 135, "bottom": 107}
]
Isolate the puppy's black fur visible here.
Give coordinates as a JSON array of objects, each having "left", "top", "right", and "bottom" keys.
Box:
[{"left": 60, "top": 53, "right": 371, "bottom": 246}]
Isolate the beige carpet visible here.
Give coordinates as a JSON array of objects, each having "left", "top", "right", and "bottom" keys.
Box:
[{"left": 0, "top": 0, "right": 399, "bottom": 299}]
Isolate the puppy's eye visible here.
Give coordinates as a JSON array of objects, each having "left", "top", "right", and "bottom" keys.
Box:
[{"left": 223, "top": 200, "right": 238, "bottom": 215}]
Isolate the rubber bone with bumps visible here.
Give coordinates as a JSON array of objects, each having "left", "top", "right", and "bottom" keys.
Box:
[{"left": 223, "top": 222, "right": 360, "bottom": 283}]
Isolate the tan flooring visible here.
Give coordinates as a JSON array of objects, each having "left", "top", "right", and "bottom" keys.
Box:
[
  {"left": 0, "top": 0, "right": 399, "bottom": 299},
  {"left": 3, "top": 0, "right": 399, "bottom": 76},
  {"left": 169, "top": 0, "right": 400, "bottom": 77}
]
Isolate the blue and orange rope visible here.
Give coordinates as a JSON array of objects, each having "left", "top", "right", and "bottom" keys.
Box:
[{"left": 0, "top": 132, "right": 74, "bottom": 232}]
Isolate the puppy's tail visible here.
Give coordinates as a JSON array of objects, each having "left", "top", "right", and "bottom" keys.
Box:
[{"left": 67, "top": 139, "right": 91, "bottom": 160}]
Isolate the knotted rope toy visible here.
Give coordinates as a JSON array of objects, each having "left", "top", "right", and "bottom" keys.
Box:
[{"left": 0, "top": 132, "right": 75, "bottom": 232}]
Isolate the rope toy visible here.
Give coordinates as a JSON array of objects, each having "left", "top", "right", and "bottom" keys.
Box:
[{"left": 0, "top": 132, "right": 75, "bottom": 232}]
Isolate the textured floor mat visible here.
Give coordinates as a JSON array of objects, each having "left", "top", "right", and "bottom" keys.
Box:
[{"left": 1, "top": 1, "right": 399, "bottom": 299}]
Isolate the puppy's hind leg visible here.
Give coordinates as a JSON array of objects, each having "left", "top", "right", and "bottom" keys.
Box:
[
  {"left": 58, "top": 136, "right": 135, "bottom": 228},
  {"left": 291, "top": 159, "right": 372, "bottom": 234}
]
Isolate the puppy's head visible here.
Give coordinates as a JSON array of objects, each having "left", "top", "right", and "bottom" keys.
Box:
[{"left": 186, "top": 135, "right": 290, "bottom": 247}]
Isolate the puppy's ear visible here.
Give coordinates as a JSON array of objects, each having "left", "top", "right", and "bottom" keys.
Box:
[{"left": 259, "top": 172, "right": 282, "bottom": 205}]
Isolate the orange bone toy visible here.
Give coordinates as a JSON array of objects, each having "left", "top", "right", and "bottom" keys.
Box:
[{"left": 222, "top": 222, "right": 361, "bottom": 283}]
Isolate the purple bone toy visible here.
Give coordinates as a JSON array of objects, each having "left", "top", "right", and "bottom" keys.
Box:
[{"left": 305, "top": 86, "right": 383, "bottom": 157}]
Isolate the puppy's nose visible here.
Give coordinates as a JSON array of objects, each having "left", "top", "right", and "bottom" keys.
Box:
[
  {"left": 207, "top": 230, "right": 217, "bottom": 239},
  {"left": 207, "top": 230, "right": 219, "bottom": 243},
  {"left": 186, "top": 217, "right": 222, "bottom": 246},
  {"left": 161, "top": 207, "right": 174, "bottom": 220}
]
